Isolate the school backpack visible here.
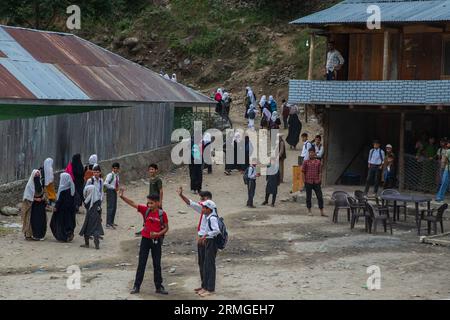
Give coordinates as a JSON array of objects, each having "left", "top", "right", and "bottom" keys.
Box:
[
  {"left": 208, "top": 213, "right": 228, "bottom": 250},
  {"left": 145, "top": 208, "right": 166, "bottom": 239},
  {"left": 248, "top": 109, "right": 256, "bottom": 120}
]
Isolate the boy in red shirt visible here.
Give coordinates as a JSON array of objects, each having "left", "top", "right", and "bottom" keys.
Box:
[
  {"left": 119, "top": 190, "right": 169, "bottom": 295},
  {"left": 302, "top": 148, "right": 327, "bottom": 217}
]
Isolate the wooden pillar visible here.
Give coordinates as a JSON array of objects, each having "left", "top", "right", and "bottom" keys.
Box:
[
  {"left": 322, "top": 109, "right": 330, "bottom": 186},
  {"left": 399, "top": 112, "right": 405, "bottom": 191},
  {"left": 382, "top": 31, "right": 390, "bottom": 80},
  {"left": 308, "top": 33, "right": 316, "bottom": 80}
]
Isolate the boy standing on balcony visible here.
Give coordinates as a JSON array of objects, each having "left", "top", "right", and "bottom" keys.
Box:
[{"left": 325, "top": 40, "right": 345, "bottom": 81}]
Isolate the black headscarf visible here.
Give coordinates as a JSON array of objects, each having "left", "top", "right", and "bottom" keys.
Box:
[{"left": 71, "top": 154, "right": 84, "bottom": 178}]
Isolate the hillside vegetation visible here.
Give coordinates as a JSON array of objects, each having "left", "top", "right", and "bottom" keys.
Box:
[{"left": 0, "top": 0, "right": 338, "bottom": 102}]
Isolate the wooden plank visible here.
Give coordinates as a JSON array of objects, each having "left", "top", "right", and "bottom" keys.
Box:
[
  {"left": 308, "top": 33, "right": 315, "bottom": 80},
  {"left": 399, "top": 112, "right": 405, "bottom": 191},
  {"left": 383, "top": 31, "right": 390, "bottom": 80},
  {"left": 328, "top": 26, "right": 399, "bottom": 34},
  {"left": 403, "top": 25, "right": 444, "bottom": 34}
]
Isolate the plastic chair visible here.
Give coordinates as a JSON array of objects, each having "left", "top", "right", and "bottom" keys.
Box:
[
  {"left": 419, "top": 203, "right": 448, "bottom": 235},
  {"left": 348, "top": 196, "right": 371, "bottom": 232},
  {"left": 332, "top": 193, "right": 351, "bottom": 223},
  {"left": 366, "top": 203, "right": 393, "bottom": 235}
]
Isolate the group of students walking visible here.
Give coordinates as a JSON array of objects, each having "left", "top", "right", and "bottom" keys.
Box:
[
  {"left": 21, "top": 156, "right": 223, "bottom": 297},
  {"left": 21, "top": 153, "right": 121, "bottom": 250}
]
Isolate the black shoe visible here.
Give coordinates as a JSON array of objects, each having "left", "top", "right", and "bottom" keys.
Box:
[
  {"left": 94, "top": 238, "right": 100, "bottom": 250},
  {"left": 130, "top": 286, "right": 140, "bottom": 294},
  {"left": 261, "top": 202, "right": 268, "bottom": 206},
  {"left": 156, "top": 286, "right": 168, "bottom": 295}
]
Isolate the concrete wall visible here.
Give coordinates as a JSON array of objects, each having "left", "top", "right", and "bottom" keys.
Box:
[
  {"left": 0, "top": 144, "right": 174, "bottom": 207},
  {"left": 326, "top": 110, "right": 369, "bottom": 185}
]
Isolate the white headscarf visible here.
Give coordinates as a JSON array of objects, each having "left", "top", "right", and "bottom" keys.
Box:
[
  {"left": 57, "top": 172, "right": 75, "bottom": 200},
  {"left": 83, "top": 184, "right": 101, "bottom": 209},
  {"left": 217, "top": 88, "right": 223, "bottom": 95},
  {"left": 23, "top": 169, "right": 40, "bottom": 201},
  {"left": 271, "top": 111, "right": 279, "bottom": 122},
  {"left": 43, "top": 158, "right": 54, "bottom": 186},
  {"left": 171, "top": 73, "right": 177, "bottom": 82},
  {"left": 247, "top": 86, "right": 256, "bottom": 104},
  {"left": 222, "top": 91, "right": 229, "bottom": 100},
  {"left": 233, "top": 132, "right": 242, "bottom": 143},
  {"left": 89, "top": 154, "right": 98, "bottom": 166},
  {"left": 269, "top": 95, "right": 274, "bottom": 103},
  {"left": 203, "top": 132, "right": 212, "bottom": 144},
  {"left": 164, "top": 73, "right": 170, "bottom": 80},
  {"left": 260, "top": 95, "right": 267, "bottom": 107},
  {"left": 289, "top": 104, "right": 298, "bottom": 115},
  {"left": 263, "top": 107, "right": 272, "bottom": 120}
]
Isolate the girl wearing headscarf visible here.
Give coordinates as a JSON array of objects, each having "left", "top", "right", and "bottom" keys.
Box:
[
  {"left": 247, "top": 104, "right": 257, "bottom": 129},
  {"left": 84, "top": 154, "right": 98, "bottom": 181},
  {"left": 22, "top": 170, "right": 47, "bottom": 241},
  {"left": 79, "top": 165, "right": 104, "bottom": 249},
  {"left": 171, "top": 73, "right": 177, "bottom": 82},
  {"left": 269, "top": 111, "right": 281, "bottom": 130},
  {"left": 203, "top": 133, "right": 213, "bottom": 174},
  {"left": 268, "top": 96, "right": 277, "bottom": 113},
  {"left": 261, "top": 104, "right": 272, "bottom": 129},
  {"left": 222, "top": 91, "right": 232, "bottom": 117},
  {"left": 50, "top": 173, "right": 76, "bottom": 242},
  {"left": 189, "top": 137, "right": 203, "bottom": 194},
  {"left": 245, "top": 87, "right": 257, "bottom": 119},
  {"left": 42, "top": 158, "right": 56, "bottom": 205},
  {"left": 259, "top": 95, "right": 267, "bottom": 113},
  {"left": 286, "top": 105, "right": 302, "bottom": 149},
  {"left": 215, "top": 88, "right": 223, "bottom": 115},
  {"left": 67, "top": 154, "right": 85, "bottom": 211}
]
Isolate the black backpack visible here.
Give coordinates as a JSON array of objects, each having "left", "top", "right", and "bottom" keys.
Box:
[
  {"left": 145, "top": 208, "right": 166, "bottom": 239},
  {"left": 208, "top": 213, "right": 228, "bottom": 250}
]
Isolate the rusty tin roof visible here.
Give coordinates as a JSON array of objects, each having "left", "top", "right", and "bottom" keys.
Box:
[{"left": 0, "top": 25, "right": 213, "bottom": 105}]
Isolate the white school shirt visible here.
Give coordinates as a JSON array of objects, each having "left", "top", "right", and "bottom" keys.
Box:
[
  {"left": 314, "top": 143, "right": 324, "bottom": 159},
  {"left": 301, "top": 141, "right": 313, "bottom": 160},
  {"left": 205, "top": 213, "right": 220, "bottom": 239},
  {"left": 326, "top": 50, "right": 345, "bottom": 72},
  {"left": 368, "top": 148, "right": 385, "bottom": 166},
  {"left": 189, "top": 200, "right": 207, "bottom": 236},
  {"left": 104, "top": 172, "right": 120, "bottom": 190},
  {"left": 85, "top": 177, "right": 104, "bottom": 202},
  {"left": 247, "top": 166, "right": 257, "bottom": 180}
]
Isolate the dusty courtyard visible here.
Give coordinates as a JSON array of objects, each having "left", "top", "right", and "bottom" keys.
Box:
[{"left": 1, "top": 123, "right": 450, "bottom": 300}]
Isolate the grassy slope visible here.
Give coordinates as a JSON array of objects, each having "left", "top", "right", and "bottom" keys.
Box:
[{"left": 77, "top": 0, "right": 335, "bottom": 100}]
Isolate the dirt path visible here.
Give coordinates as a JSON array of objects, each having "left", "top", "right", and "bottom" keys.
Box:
[{"left": 1, "top": 124, "right": 450, "bottom": 300}]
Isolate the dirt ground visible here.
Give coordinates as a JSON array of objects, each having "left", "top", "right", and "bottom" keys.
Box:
[{"left": 1, "top": 117, "right": 450, "bottom": 300}]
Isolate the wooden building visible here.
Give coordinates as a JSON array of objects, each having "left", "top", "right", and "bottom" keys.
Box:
[
  {"left": 0, "top": 25, "right": 213, "bottom": 186},
  {"left": 289, "top": 0, "right": 450, "bottom": 192}
]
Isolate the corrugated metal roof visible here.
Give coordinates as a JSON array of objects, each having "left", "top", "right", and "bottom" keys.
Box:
[
  {"left": 291, "top": 0, "right": 450, "bottom": 25},
  {"left": 0, "top": 25, "right": 213, "bottom": 104},
  {"left": 0, "top": 64, "right": 35, "bottom": 99}
]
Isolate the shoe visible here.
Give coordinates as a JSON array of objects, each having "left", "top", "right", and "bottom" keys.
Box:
[
  {"left": 156, "top": 286, "right": 168, "bottom": 295},
  {"left": 130, "top": 286, "right": 140, "bottom": 294},
  {"left": 106, "top": 224, "right": 115, "bottom": 229},
  {"left": 261, "top": 202, "right": 268, "bottom": 206},
  {"left": 94, "top": 238, "right": 100, "bottom": 250},
  {"left": 113, "top": 224, "right": 119, "bottom": 227},
  {"left": 271, "top": 204, "right": 275, "bottom": 207},
  {"left": 194, "top": 287, "right": 203, "bottom": 292},
  {"left": 249, "top": 205, "right": 256, "bottom": 208}
]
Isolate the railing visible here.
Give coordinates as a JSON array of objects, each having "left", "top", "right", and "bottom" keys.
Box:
[
  {"left": 401, "top": 154, "right": 441, "bottom": 194},
  {"left": 289, "top": 80, "right": 450, "bottom": 105}
]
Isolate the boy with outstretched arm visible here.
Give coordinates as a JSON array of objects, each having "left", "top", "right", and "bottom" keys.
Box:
[
  {"left": 177, "top": 187, "right": 213, "bottom": 294},
  {"left": 119, "top": 189, "right": 169, "bottom": 295}
]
